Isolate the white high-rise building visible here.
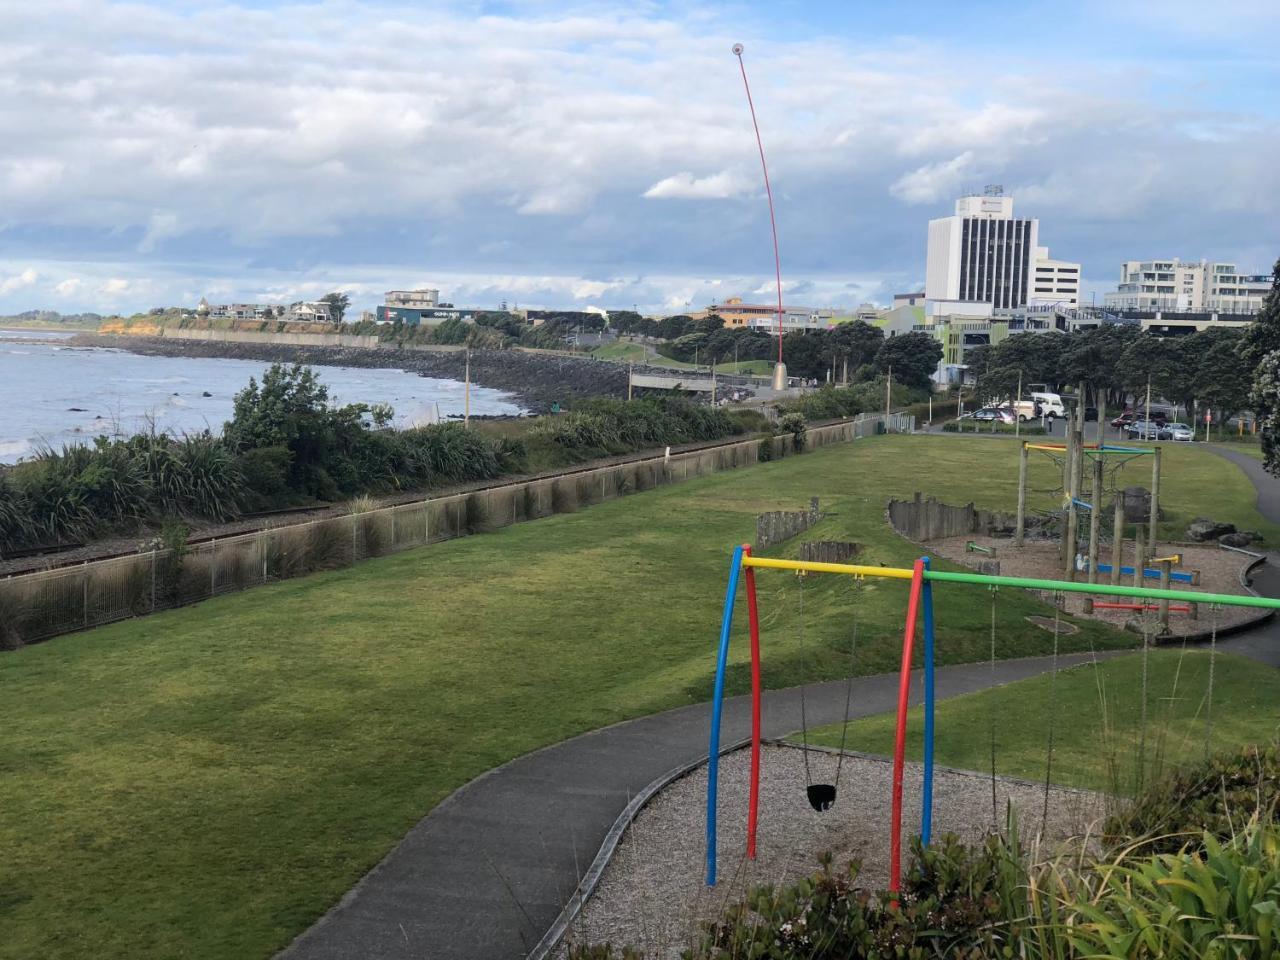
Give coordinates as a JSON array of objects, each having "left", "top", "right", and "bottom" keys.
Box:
[
  {"left": 924, "top": 187, "right": 1079, "bottom": 309},
  {"left": 1104, "top": 260, "right": 1270, "bottom": 314}
]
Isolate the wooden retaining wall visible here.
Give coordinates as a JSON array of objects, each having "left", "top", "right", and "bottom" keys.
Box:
[{"left": 0, "top": 412, "right": 914, "bottom": 648}]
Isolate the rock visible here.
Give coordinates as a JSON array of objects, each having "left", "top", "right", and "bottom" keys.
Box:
[
  {"left": 67, "top": 407, "right": 88, "bottom": 412},
  {"left": 1187, "top": 519, "right": 1236, "bottom": 542},
  {"left": 976, "top": 560, "right": 1001, "bottom": 576},
  {"left": 1219, "top": 532, "right": 1257, "bottom": 548},
  {"left": 202, "top": 390, "right": 213, "bottom": 397}
]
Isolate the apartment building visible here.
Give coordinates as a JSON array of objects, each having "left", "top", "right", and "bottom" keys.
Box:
[{"left": 1104, "top": 259, "right": 1270, "bottom": 313}]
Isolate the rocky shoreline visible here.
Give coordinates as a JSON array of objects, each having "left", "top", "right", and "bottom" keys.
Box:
[{"left": 70, "top": 334, "right": 632, "bottom": 411}]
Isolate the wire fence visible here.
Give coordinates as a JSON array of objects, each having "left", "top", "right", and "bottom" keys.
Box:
[{"left": 0, "top": 412, "right": 912, "bottom": 648}]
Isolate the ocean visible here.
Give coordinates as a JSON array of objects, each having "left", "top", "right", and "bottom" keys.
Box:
[{"left": 0, "top": 330, "right": 524, "bottom": 464}]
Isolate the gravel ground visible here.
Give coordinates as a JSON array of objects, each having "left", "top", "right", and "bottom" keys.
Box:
[
  {"left": 558, "top": 744, "right": 1105, "bottom": 958},
  {"left": 928, "top": 535, "right": 1261, "bottom": 637}
]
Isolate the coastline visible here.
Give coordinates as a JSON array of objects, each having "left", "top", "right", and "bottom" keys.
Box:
[{"left": 71, "top": 333, "right": 629, "bottom": 411}]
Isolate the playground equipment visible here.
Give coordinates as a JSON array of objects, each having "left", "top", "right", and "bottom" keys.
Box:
[
  {"left": 965, "top": 540, "right": 996, "bottom": 556},
  {"left": 1015, "top": 386, "right": 1164, "bottom": 585},
  {"left": 1084, "top": 600, "right": 1194, "bottom": 615},
  {"left": 706, "top": 546, "right": 1280, "bottom": 891},
  {"left": 1087, "top": 561, "right": 1199, "bottom": 585}
]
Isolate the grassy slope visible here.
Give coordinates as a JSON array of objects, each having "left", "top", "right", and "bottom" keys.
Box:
[
  {"left": 0, "top": 436, "right": 1270, "bottom": 958},
  {"left": 806, "top": 650, "right": 1280, "bottom": 793},
  {"left": 589, "top": 342, "right": 773, "bottom": 375}
]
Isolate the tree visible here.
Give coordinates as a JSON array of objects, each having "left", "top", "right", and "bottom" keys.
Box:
[
  {"left": 873, "top": 332, "right": 943, "bottom": 390},
  {"left": 824, "top": 320, "right": 884, "bottom": 381},
  {"left": 320, "top": 292, "right": 350, "bottom": 323},
  {"left": 1240, "top": 257, "right": 1280, "bottom": 369},
  {"left": 225, "top": 363, "right": 385, "bottom": 498},
  {"left": 1193, "top": 329, "right": 1250, "bottom": 425},
  {"left": 1251, "top": 352, "right": 1280, "bottom": 475}
]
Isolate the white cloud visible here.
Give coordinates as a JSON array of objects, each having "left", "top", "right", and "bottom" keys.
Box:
[
  {"left": 98, "top": 278, "right": 133, "bottom": 296},
  {"left": 0, "top": 2, "right": 1277, "bottom": 314},
  {"left": 53, "top": 277, "right": 82, "bottom": 297},
  {"left": 643, "top": 170, "right": 753, "bottom": 200},
  {"left": 0, "top": 268, "right": 37, "bottom": 295},
  {"left": 890, "top": 152, "right": 977, "bottom": 205}
]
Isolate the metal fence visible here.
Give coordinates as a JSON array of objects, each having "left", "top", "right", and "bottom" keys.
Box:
[{"left": 0, "top": 412, "right": 912, "bottom": 648}]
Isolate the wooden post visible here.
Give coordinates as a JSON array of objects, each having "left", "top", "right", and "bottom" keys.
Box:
[
  {"left": 1111, "top": 494, "right": 1124, "bottom": 586},
  {"left": 1064, "top": 427, "right": 1078, "bottom": 578},
  {"left": 1158, "top": 559, "right": 1171, "bottom": 631},
  {"left": 1088, "top": 456, "right": 1103, "bottom": 585},
  {"left": 1097, "top": 395, "right": 1106, "bottom": 446},
  {"left": 627, "top": 361, "right": 633, "bottom": 401},
  {"left": 464, "top": 348, "right": 471, "bottom": 428},
  {"left": 1015, "top": 441, "right": 1028, "bottom": 547},
  {"left": 1133, "top": 526, "right": 1146, "bottom": 589},
  {"left": 1148, "top": 446, "right": 1161, "bottom": 552}
]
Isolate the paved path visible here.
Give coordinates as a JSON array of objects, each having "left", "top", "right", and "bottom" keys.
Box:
[
  {"left": 280, "top": 446, "right": 1280, "bottom": 960},
  {"left": 278, "top": 653, "right": 1121, "bottom": 960}
]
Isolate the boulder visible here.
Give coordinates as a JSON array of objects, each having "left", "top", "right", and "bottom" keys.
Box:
[
  {"left": 1186, "top": 518, "right": 1237, "bottom": 542},
  {"left": 1219, "top": 532, "right": 1259, "bottom": 548}
]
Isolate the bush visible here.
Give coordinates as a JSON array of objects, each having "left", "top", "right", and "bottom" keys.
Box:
[
  {"left": 942, "top": 420, "right": 1048, "bottom": 435},
  {"left": 1060, "top": 819, "right": 1280, "bottom": 960},
  {"left": 779, "top": 412, "right": 807, "bottom": 452},
  {"left": 0, "top": 471, "right": 33, "bottom": 553},
  {"left": 1105, "top": 742, "right": 1280, "bottom": 855},
  {"left": 238, "top": 445, "right": 293, "bottom": 502}
]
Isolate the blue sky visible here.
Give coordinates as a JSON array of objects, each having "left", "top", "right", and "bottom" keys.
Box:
[{"left": 1, "top": 0, "right": 1277, "bottom": 315}]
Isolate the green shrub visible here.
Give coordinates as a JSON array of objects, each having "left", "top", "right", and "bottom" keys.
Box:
[
  {"left": 238, "top": 445, "right": 293, "bottom": 502},
  {"left": 1061, "top": 819, "right": 1280, "bottom": 960},
  {"left": 1105, "top": 743, "right": 1280, "bottom": 855},
  {"left": 942, "top": 419, "right": 1048, "bottom": 436},
  {"left": 779, "top": 412, "right": 807, "bottom": 452},
  {"left": 0, "top": 471, "right": 33, "bottom": 553}
]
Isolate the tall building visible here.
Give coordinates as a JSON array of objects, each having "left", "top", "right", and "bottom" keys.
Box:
[
  {"left": 1104, "top": 260, "right": 1271, "bottom": 314},
  {"left": 924, "top": 187, "right": 1079, "bottom": 309}
]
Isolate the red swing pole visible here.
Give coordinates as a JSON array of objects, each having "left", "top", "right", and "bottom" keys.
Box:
[
  {"left": 744, "top": 544, "right": 763, "bottom": 858},
  {"left": 889, "top": 558, "right": 926, "bottom": 895}
]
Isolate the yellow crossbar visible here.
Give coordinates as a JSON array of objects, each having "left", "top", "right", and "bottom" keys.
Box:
[{"left": 740, "top": 556, "right": 915, "bottom": 579}]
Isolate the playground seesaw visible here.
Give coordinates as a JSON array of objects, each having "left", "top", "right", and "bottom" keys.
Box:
[{"left": 706, "top": 546, "right": 1280, "bottom": 894}]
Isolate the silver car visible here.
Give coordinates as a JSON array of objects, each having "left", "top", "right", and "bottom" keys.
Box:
[{"left": 1162, "top": 422, "right": 1194, "bottom": 442}]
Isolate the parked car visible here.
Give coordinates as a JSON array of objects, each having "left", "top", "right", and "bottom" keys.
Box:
[
  {"left": 1111, "top": 411, "right": 1136, "bottom": 428},
  {"left": 972, "top": 407, "right": 1014, "bottom": 423},
  {"left": 1162, "top": 422, "right": 1195, "bottom": 442},
  {"left": 1126, "top": 420, "right": 1162, "bottom": 440}
]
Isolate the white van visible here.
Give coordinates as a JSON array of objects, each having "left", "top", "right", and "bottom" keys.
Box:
[{"left": 1030, "top": 392, "right": 1066, "bottom": 419}]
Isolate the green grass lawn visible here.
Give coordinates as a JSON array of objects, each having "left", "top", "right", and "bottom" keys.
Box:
[
  {"left": 590, "top": 341, "right": 648, "bottom": 362},
  {"left": 805, "top": 650, "right": 1280, "bottom": 793},
  {"left": 0, "top": 436, "right": 1270, "bottom": 958}
]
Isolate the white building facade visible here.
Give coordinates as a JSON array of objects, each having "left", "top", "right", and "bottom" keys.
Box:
[
  {"left": 1104, "top": 260, "right": 1270, "bottom": 313},
  {"left": 925, "top": 188, "right": 1080, "bottom": 310}
]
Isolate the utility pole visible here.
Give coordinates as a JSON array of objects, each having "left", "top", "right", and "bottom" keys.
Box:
[
  {"left": 464, "top": 347, "right": 471, "bottom": 428},
  {"left": 627, "top": 360, "right": 633, "bottom": 401},
  {"left": 885, "top": 366, "right": 892, "bottom": 420}
]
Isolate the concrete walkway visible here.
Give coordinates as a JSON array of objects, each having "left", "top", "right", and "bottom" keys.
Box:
[
  {"left": 280, "top": 447, "right": 1280, "bottom": 960},
  {"left": 278, "top": 653, "right": 1121, "bottom": 960}
]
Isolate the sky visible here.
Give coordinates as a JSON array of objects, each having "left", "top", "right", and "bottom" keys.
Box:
[{"left": 1, "top": 0, "right": 1278, "bottom": 317}]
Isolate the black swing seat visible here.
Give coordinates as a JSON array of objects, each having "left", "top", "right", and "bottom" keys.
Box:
[{"left": 806, "top": 783, "right": 837, "bottom": 812}]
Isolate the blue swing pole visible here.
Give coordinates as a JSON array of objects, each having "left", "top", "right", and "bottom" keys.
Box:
[
  {"left": 706, "top": 544, "right": 745, "bottom": 886},
  {"left": 921, "top": 556, "right": 936, "bottom": 846}
]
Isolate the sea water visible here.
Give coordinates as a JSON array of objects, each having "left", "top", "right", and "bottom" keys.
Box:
[{"left": 0, "top": 330, "right": 524, "bottom": 463}]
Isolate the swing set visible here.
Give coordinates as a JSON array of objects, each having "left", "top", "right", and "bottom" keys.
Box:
[{"left": 706, "top": 544, "right": 1280, "bottom": 891}]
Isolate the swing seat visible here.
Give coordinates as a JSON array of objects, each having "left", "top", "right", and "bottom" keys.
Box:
[{"left": 806, "top": 783, "right": 837, "bottom": 812}]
